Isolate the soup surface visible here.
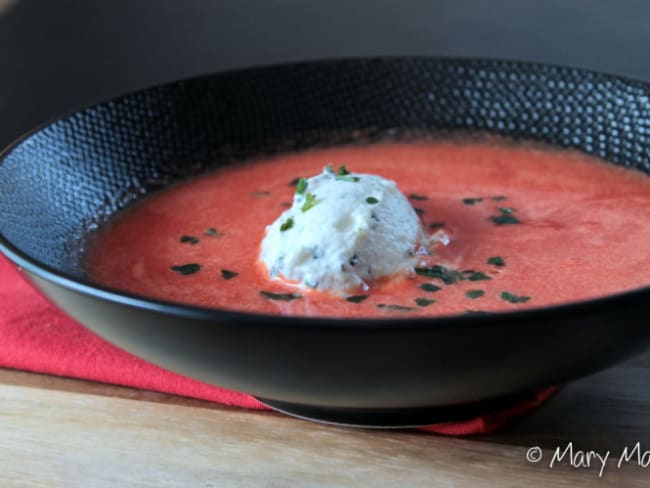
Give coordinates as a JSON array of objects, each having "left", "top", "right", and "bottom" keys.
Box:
[{"left": 85, "top": 141, "right": 650, "bottom": 317}]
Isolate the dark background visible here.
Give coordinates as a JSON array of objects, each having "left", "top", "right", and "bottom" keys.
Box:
[{"left": 1, "top": 0, "right": 650, "bottom": 148}]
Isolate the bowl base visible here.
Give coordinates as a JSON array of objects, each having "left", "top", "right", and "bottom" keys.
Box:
[{"left": 255, "top": 392, "right": 537, "bottom": 428}]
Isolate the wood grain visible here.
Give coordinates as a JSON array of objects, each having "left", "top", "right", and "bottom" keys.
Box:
[{"left": 1, "top": 352, "right": 649, "bottom": 487}]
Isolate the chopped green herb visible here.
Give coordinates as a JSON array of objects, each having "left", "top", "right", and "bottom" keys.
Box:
[
  {"left": 487, "top": 256, "right": 505, "bottom": 267},
  {"left": 336, "top": 174, "right": 360, "bottom": 182},
  {"left": 500, "top": 291, "right": 531, "bottom": 303},
  {"left": 221, "top": 269, "right": 238, "bottom": 280},
  {"left": 366, "top": 197, "right": 379, "bottom": 204},
  {"left": 180, "top": 235, "right": 199, "bottom": 245},
  {"left": 259, "top": 291, "right": 302, "bottom": 301},
  {"left": 289, "top": 177, "right": 301, "bottom": 187},
  {"left": 336, "top": 165, "right": 350, "bottom": 176},
  {"left": 280, "top": 217, "right": 294, "bottom": 231},
  {"left": 429, "top": 222, "right": 446, "bottom": 229},
  {"left": 414, "top": 297, "right": 435, "bottom": 307},
  {"left": 301, "top": 192, "right": 318, "bottom": 212},
  {"left": 251, "top": 191, "right": 271, "bottom": 197},
  {"left": 465, "top": 271, "right": 492, "bottom": 282},
  {"left": 498, "top": 207, "right": 515, "bottom": 214},
  {"left": 490, "top": 215, "right": 521, "bottom": 225},
  {"left": 409, "top": 194, "right": 429, "bottom": 201},
  {"left": 465, "top": 289, "right": 485, "bottom": 299},
  {"left": 413, "top": 207, "right": 425, "bottom": 215},
  {"left": 419, "top": 283, "right": 442, "bottom": 292},
  {"left": 491, "top": 195, "right": 507, "bottom": 201},
  {"left": 415, "top": 265, "right": 464, "bottom": 285},
  {"left": 295, "top": 177, "right": 308, "bottom": 195},
  {"left": 346, "top": 295, "right": 368, "bottom": 303},
  {"left": 462, "top": 197, "right": 484, "bottom": 205},
  {"left": 170, "top": 263, "right": 201, "bottom": 275},
  {"left": 204, "top": 227, "right": 221, "bottom": 237},
  {"left": 377, "top": 304, "right": 415, "bottom": 312},
  {"left": 280, "top": 202, "right": 291, "bottom": 208},
  {"left": 324, "top": 164, "right": 334, "bottom": 174}
]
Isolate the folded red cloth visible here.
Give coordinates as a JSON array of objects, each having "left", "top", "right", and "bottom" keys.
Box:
[{"left": 0, "top": 254, "right": 555, "bottom": 434}]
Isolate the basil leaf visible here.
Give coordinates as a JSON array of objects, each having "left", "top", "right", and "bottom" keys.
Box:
[
  {"left": 414, "top": 297, "right": 435, "bottom": 307},
  {"left": 280, "top": 218, "right": 294, "bottom": 231},
  {"left": 487, "top": 256, "right": 505, "bottom": 267},
  {"left": 500, "top": 291, "right": 531, "bottom": 303},
  {"left": 465, "top": 290, "right": 485, "bottom": 299},
  {"left": 170, "top": 264, "right": 201, "bottom": 275},
  {"left": 346, "top": 295, "right": 368, "bottom": 303},
  {"left": 260, "top": 291, "right": 302, "bottom": 301},
  {"left": 221, "top": 269, "right": 238, "bottom": 280}
]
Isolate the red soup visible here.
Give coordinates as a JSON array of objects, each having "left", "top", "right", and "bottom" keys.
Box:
[{"left": 85, "top": 141, "right": 650, "bottom": 317}]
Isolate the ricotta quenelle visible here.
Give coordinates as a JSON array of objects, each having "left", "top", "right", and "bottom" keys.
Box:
[{"left": 259, "top": 165, "right": 425, "bottom": 293}]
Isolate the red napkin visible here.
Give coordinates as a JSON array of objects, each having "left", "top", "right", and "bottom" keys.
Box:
[{"left": 0, "top": 254, "right": 555, "bottom": 434}]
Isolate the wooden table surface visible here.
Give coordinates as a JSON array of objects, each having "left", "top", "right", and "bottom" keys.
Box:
[{"left": 1, "top": 350, "right": 649, "bottom": 487}]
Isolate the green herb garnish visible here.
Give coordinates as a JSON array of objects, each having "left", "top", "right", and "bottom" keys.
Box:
[
  {"left": 204, "top": 227, "right": 221, "bottom": 237},
  {"left": 336, "top": 165, "right": 350, "bottom": 176},
  {"left": 409, "top": 194, "right": 428, "bottom": 201},
  {"left": 500, "top": 291, "right": 531, "bottom": 303},
  {"left": 414, "top": 297, "right": 435, "bottom": 307},
  {"left": 462, "top": 197, "right": 483, "bottom": 205},
  {"left": 259, "top": 291, "right": 302, "bottom": 301},
  {"left": 289, "top": 177, "right": 301, "bottom": 187},
  {"left": 377, "top": 304, "right": 415, "bottom": 312},
  {"left": 324, "top": 164, "right": 335, "bottom": 174},
  {"left": 295, "top": 178, "right": 308, "bottom": 195},
  {"left": 336, "top": 174, "right": 360, "bottom": 182},
  {"left": 465, "top": 271, "right": 492, "bottom": 282},
  {"left": 429, "top": 222, "right": 445, "bottom": 229},
  {"left": 490, "top": 215, "right": 521, "bottom": 225},
  {"left": 280, "top": 218, "right": 294, "bottom": 231},
  {"left": 465, "top": 289, "right": 485, "bottom": 299},
  {"left": 221, "top": 269, "right": 238, "bottom": 280},
  {"left": 346, "top": 295, "right": 368, "bottom": 303},
  {"left": 498, "top": 207, "right": 515, "bottom": 214},
  {"left": 170, "top": 263, "right": 201, "bottom": 275},
  {"left": 413, "top": 207, "right": 425, "bottom": 215},
  {"left": 419, "top": 283, "right": 442, "bottom": 292},
  {"left": 415, "top": 265, "right": 464, "bottom": 285},
  {"left": 487, "top": 256, "right": 505, "bottom": 267},
  {"left": 301, "top": 192, "right": 318, "bottom": 212},
  {"left": 491, "top": 195, "right": 507, "bottom": 201},
  {"left": 180, "top": 235, "right": 199, "bottom": 245},
  {"left": 366, "top": 197, "right": 379, "bottom": 204}
]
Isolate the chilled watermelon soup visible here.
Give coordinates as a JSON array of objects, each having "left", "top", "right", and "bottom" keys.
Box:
[{"left": 85, "top": 142, "right": 650, "bottom": 317}]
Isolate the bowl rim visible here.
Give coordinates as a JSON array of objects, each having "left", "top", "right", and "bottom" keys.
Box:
[{"left": 2, "top": 55, "right": 650, "bottom": 329}]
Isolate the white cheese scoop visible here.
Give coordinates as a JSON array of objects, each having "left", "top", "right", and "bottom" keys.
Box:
[{"left": 259, "top": 166, "right": 424, "bottom": 293}]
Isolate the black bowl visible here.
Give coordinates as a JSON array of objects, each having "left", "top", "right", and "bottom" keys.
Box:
[{"left": 1, "top": 57, "right": 650, "bottom": 427}]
